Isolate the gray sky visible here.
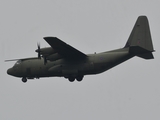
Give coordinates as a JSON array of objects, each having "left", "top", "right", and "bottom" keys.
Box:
[{"left": 1, "top": 0, "right": 160, "bottom": 120}]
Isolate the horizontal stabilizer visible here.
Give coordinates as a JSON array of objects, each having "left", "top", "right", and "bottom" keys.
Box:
[
  {"left": 137, "top": 53, "right": 154, "bottom": 59},
  {"left": 129, "top": 46, "right": 154, "bottom": 59}
]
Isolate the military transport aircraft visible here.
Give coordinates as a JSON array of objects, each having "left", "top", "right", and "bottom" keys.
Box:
[{"left": 6, "top": 16, "right": 154, "bottom": 83}]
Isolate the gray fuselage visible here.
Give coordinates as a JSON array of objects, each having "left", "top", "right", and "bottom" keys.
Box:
[{"left": 7, "top": 48, "right": 133, "bottom": 79}]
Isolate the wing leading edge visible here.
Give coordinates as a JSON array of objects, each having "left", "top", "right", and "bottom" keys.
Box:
[{"left": 44, "top": 37, "right": 87, "bottom": 60}]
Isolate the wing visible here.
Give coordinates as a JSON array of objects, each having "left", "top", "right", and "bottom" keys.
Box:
[
  {"left": 43, "top": 37, "right": 87, "bottom": 60},
  {"left": 5, "top": 57, "right": 38, "bottom": 62}
]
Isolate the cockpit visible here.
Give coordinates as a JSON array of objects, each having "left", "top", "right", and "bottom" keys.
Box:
[{"left": 14, "top": 60, "right": 22, "bottom": 66}]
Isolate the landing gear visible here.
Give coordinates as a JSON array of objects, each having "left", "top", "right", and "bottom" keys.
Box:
[
  {"left": 76, "top": 75, "right": 84, "bottom": 82},
  {"left": 68, "top": 75, "right": 84, "bottom": 82},
  {"left": 68, "top": 77, "right": 75, "bottom": 82},
  {"left": 22, "top": 77, "right": 27, "bottom": 83}
]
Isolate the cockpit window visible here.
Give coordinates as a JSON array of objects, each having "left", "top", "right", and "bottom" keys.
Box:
[{"left": 14, "top": 60, "right": 22, "bottom": 65}]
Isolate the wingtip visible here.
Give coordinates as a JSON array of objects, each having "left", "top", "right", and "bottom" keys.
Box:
[
  {"left": 43, "top": 37, "right": 51, "bottom": 40},
  {"left": 5, "top": 59, "right": 19, "bottom": 62},
  {"left": 43, "top": 37, "right": 58, "bottom": 40}
]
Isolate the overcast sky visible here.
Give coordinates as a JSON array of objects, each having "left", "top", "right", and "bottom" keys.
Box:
[{"left": 1, "top": 0, "right": 160, "bottom": 120}]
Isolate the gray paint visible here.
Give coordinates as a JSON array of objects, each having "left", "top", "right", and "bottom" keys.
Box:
[
  {"left": 1, "top": 1, "right": 160, "bottom": 120},
  {"left": 7, "top": 16, "right": 154, "bottom": 82}
]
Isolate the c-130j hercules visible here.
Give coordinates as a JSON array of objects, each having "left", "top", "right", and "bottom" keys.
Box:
[{"left": 6, "top": 16, "right": 154, "bottom": 83}]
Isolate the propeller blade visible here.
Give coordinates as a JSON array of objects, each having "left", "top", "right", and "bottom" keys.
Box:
[
  {"left": 44, "top": 56, "right": 47, "bottom": 65},
  {"left": 36, "top": 42, "right": 41, "bottom": 59}
]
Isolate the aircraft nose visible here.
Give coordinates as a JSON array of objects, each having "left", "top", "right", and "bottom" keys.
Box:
[{"left": 7, "top": 68, "right": 14, "bottom": 76}]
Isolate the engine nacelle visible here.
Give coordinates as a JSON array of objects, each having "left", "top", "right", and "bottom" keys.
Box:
[
  {"left": 36, "top": 47, "right": 56, "bottom": 56},
  {"left": 47, "top": 53, "right": 62, "bottom": 61}
]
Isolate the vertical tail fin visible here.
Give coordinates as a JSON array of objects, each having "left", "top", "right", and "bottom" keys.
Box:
[{"left": 125, "top": 16, "right": 154, "bottom": 59}]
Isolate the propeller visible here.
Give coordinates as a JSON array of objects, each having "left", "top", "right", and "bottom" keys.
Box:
[
  {"left": 35, "top": 42, "right": 48, "bottom": 65},
  {"left": 36, "top": 43, "right": 41, "bottom": 59}
]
